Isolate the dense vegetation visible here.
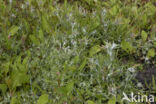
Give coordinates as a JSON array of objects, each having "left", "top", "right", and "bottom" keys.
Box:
[{"left": 0, "top": 0, "right": 155, "bottom": 103}]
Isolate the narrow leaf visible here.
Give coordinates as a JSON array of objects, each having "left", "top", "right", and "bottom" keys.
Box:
[{"left": 78, "top": 58, "right": 87, "bottom": 71}]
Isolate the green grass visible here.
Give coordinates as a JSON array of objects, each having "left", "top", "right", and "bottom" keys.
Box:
[{"left": 0, "top": 0, "right": 155, "bottom": 104}]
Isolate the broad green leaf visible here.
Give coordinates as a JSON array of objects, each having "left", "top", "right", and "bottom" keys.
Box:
[
  {"left": 9, "top": 26, "right": 19, "bottom": 36},
  {"left": 56, "top": 86, "right": 67, "bottom": 96},
  {"left": 108, "top": 96, "right": 116, "bottom": 104},
  {"left": 109, "top": 5, "right": 118, "bottom": 16},
  {"left": 3, "top": 62, "right": 10, "bottom": 74},
  {"left": 39, "top": 29, "right": 44, "bottom": 41},
  {"left": 147, "top": 48, "right": 155, "bottom": 58},
  {"left": 16, "top": 56, "right": 21, "bottom": 64},
  {"left": 121, "top": 41, "right": 133, "bottom": 53},
  {"left": 11, "top": 97, "right": 20, "bottom": 104},
  {"left": 11, "top": 70, "right": 29, "bottom": 89},
  {"left": 73, "top": 56, "right": 79, "bottom": 64},
  {"left": 37, "top": 94, "right": 49, "bottom": 104},
  {"left": 145, "top": 3, "right": 156, "bottom": 16},
  {"left": 22, "top": 57, "right": 29, "bottom": 65},
  {"left": 29, "top": 35, "right": 40, "bottom": 45},
  {"left": 141, "top": 30, "right": 147, "bottom": 41},
  {"left": 87, "top": 100, "right": 95, "bottom": 104},
  {"left": 0, "top": 84, "right": 7, "bottom": 95},
  {"left": 89, "top": 45, "right": 101, "bottom": 57},
  {"left": 142, "top": 14, "right": 147, "bottom": 26},
  {"left": 42, "top": 15, "right": 50, "bottom": 33}
]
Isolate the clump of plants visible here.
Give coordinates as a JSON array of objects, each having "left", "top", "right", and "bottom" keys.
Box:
[{"left": 0, "top": 0, "right": 155, "bottom": 104}]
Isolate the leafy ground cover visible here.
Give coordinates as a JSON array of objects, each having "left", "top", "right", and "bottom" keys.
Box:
[{"left": 0, "top": 0, "right": 156, "bottom": 104}]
